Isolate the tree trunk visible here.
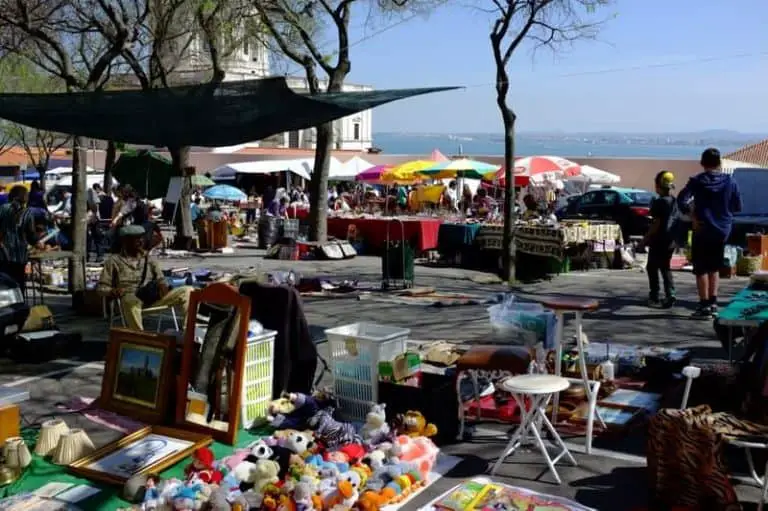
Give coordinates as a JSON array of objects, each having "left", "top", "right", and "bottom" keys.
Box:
[
  {"left": 69, "top": 136, "right": 88, "bottom": 298},
  {"left": 169, "top": 146, "right": 194, "bottom": 250},
  {"left": 500, "top": 105, "right": 516, "bottom": 283},
  {"left": 103, "top": 140, "right": 117, "bottom": 191},
  {"left": 308, "top": 122, "right": 332, "bottom": 242}
]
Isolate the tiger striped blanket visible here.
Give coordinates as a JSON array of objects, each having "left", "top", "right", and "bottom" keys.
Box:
[{"left": 648, "top": 405, "right": 768, "bottom": 510}]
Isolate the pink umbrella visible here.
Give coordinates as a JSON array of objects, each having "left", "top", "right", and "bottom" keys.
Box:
[
  {"left": 355, "top": 165, "right": 392, "bottom": 182},
  {"left": 430, "top": 149, "right": 449, "bottom": 162}
]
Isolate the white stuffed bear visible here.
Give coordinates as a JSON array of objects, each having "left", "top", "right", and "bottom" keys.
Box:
[
  {"left": 361, "top": 403, "right": 390, "bottom": 445},
  {"left": 282, "top": 431, "right": 315, "bottom": 454}
]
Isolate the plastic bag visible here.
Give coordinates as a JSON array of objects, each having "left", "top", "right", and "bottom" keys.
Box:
[{"left": 488, "top": 294, "right": 556, "bottom": 348}]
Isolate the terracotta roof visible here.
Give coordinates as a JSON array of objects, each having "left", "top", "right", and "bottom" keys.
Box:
[
  {"left": 725, "top": 139, "right": 768, "bottom": 167},
  {"left": 0, "top": 147, "right": 71, "bottom": 166}
]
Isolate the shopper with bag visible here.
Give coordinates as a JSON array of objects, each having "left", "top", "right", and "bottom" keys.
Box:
[{"left": 97, "top": 225, "right": 192, "bottom": 330}]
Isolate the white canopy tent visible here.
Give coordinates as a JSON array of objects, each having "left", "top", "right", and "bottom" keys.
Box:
[
  {"left": 47, "top": 166, "right": 95, "bottom": 176},
  {"left": 55, "top": 174, "right": 117, "bottom": 189},
  {"left": 332, "top": 155, "right": 372, "bottom": 180},
  {"left": 721, "top": 158, "right": 762, "bottom": 175},
  {"left": 211, "top": 159, "right": 313, "bottom": 181},
  {"left": 211, "top": 157, "right": 346, "bottom": 181}
]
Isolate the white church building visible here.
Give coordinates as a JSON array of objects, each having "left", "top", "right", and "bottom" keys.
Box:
[{"left": 175, "top": 31, "right": 374, "bottom": 152}]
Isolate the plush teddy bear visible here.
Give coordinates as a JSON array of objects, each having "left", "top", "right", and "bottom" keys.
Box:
[
  {"left": 394, "top": 410, "right": 437, "bottom": 438},
  {"left": 361, "top": 404, "right": 391, "bottom": 447},
  {"left": 252, "top": 459, "right": 281, "bottom": 493},
  {"left": 269, "top": 392, "right": 327, "bottom": 430},
  {"left": 282, "top": 431, "right": 315, "bottom": 455}
]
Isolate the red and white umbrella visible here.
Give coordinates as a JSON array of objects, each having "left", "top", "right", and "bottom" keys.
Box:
[{"left": 493, "top": 156, "right": 581, "bottom": 187}]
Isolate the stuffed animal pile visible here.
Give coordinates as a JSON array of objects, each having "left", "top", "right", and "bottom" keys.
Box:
[{"left": 120, "top": 393, "right": 439, "bottom": 511}]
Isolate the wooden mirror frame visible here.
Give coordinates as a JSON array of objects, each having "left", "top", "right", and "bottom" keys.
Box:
[{"left": 176, "top": 282, "right": 251, "bottom": 445}]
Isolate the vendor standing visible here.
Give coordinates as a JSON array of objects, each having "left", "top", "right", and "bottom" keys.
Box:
[
  {"left": 98, "top": 225, "right": 192, "bottom": 331},
  {"left": 0, "top": 186, "right": 45, "bottom": 289}
]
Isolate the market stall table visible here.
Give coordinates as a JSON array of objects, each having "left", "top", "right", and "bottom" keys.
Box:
[
  {"left": 327, "top": 216, "right": 442, "bottom": 253},
  {"left": 437, "top": 223, "right": 482, "bottom": 254},
  {"left": 27, "top": 251, "right": 76, "bottom": 305},
  {"left": 715, "top": 286, "right": 768, "bottom": 362}
]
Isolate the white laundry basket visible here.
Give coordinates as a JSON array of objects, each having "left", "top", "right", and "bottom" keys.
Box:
[
  {"left": 325, "top": 322, "right": 410, "bottom": 421},
  {"left": 240, "top": 329, "right": 276, "bottom": 428}
]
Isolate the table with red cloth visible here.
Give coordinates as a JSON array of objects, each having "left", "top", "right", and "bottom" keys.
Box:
[
  {"left": 327, "top": 216, "right": 443, "bottom": 252},
  {"left": 287, "top": 207, "right": 310, "bottom": 220}
]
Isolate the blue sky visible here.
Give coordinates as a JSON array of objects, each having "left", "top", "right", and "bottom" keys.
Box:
[{"left": 306, "top": 0, "right": 768, "bottom": 134}]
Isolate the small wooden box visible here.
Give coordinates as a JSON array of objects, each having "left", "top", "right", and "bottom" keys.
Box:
[
  {"left": 0, "top": 404, "right": 20, "bottom": 444},
  {"left": 746, "top": 234, "right": 768, "bottom": 270}
]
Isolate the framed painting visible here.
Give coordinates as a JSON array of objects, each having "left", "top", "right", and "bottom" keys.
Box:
[
  {"left": 570, "top": 403, "right": 644, "bottom": 430},
  {"left": 69, "top": 426, "right": 211, "bottom": 485},
  {"left": 99, "top": 328, "right": 177, "bottom": 424}
]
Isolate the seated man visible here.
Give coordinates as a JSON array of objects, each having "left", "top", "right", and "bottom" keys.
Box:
[{"left": 98, "top": 225, "right": 192, "bottom": 331}]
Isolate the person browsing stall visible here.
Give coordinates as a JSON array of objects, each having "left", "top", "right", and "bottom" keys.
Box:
[
  {"left": 0, "top": 186, "right": 44, "bottom": 288},
  {"left": 98, "top": 225, "right": 192, "bottom": 331},
  {"left": 643, "top": 171, "right": 678, "bottom": 308}
]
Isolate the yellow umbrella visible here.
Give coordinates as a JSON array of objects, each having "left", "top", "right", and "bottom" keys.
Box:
[
  {"left": 1, "top": 181, "right": 31, "bottom": 191},
  {"left": 382, "top": 160, "right": 435, "bottom": 183}
]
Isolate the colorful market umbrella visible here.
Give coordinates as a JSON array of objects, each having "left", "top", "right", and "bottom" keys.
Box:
[
  {"left": 493, "top": 156, "right": 581, "bottom": 187},
  {"left": 355, "top": 165, "right": 391, "bottom": 183},
  {"left": 382, "top": 160, "right": 434, "bottom": 183},
  {"left": 202, "top": 184, "right": 247, "bottom": 201},
  {"left": 418, "top": 158, "right": 500, "bottom": 180},
  {"left": 430, "top": 149, "right": 449, "bottom": 162},
  {"left": 191, "top": 174, "right": 216, "bottom": 187}
]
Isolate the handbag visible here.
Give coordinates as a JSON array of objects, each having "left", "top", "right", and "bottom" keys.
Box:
[{"left": 135, "top": 255, "right": 162, "bottom": 307}]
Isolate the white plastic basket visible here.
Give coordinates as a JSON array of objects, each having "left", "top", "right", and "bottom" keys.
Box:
[
  {"left": 240, "top": 329, "right": 276, "bottom": 429},
  {"left": 325, "top": 322, "right": 410, "bottom": 421}
]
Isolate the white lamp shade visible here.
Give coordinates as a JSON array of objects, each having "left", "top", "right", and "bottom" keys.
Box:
[
  {"left": 52, "top": 428, "right": 95, "bottom": 465},
  {"left": 3, "top": 437, "right": 32, "bottom": 469},
  {"left": 35, "top": 419, "right": 70, "bottom": 456}
]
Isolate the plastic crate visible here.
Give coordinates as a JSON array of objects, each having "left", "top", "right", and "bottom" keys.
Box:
[
  {"left": 325, "top": 322, "right": 410, "bottom": 421},
  {"left": 240, "top": 329, "right": 276, "bottom": 429}
]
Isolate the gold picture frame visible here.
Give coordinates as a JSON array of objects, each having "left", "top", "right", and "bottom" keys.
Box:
[
  {"left": 99, "top": 328, "right": 176, "bottom": 424},
  {"left": 69, "top": 426, "right": 211, "bottom": 486}
]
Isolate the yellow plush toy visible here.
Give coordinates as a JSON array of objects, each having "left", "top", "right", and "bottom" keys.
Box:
[{"left": 397, "top": 410, "right": 437, "bottom": 438}]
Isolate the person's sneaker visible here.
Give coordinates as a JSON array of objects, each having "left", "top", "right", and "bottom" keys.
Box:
[
  {"left": 691, "top": 305, "right": 713, "bottom": 319},
  {"left": 710, "top": 303, "right": 719, "bottom": 316},
  {"left": 648, "top": 298, "right": 663, "bottom": 308},
  {"left": 661, "top": 297, "right": 676, "bottom": 309}
]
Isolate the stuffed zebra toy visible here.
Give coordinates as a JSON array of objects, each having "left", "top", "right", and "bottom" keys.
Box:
[{"left": 308, "top": 408, "right": 359, "bottom": 449}]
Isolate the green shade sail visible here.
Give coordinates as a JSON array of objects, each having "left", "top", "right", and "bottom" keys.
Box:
[
  {"left": 0, "top": 77, "right": 458, "bottom": 147},
  {"left": 111, "top": 149, "right": 177, "bottom": 199}
]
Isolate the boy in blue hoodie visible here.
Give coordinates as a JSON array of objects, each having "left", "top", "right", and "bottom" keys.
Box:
[{"left": 677, "top": 148, "right": 742, "bottom": 318}]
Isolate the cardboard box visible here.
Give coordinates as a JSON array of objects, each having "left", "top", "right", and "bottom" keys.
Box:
[{"left": 379, "top": 352, "right": 421, "bottom": 382}]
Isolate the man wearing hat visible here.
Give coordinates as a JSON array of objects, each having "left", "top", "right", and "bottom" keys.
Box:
[
  {"left": 98, "top": 224, "right": 192, "bottom": 330},
  {"left": 643, "top": 171, "right": 678, "bottom": 308}
]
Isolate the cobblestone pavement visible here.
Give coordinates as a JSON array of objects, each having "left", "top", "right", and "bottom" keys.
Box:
[{"left": 2, "top": 252, "right": 759, "bottom": 509}]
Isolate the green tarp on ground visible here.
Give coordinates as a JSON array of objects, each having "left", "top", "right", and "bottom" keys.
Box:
[
  {"left": 0, "top": 77, "right": 457, "bottom": 147},
  {"left": 111, "top": 150, "right": 177, "bottom": 199}
]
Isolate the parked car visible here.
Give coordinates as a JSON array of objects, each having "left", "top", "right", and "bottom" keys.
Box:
[
  {"left": 0, "top": 272, "right": 29, "bottom": 344},
  {"left": 557, "top": 186, "right": 656, "bottom": 240}
]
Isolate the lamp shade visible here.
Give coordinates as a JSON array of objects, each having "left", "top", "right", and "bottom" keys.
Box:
[
  {"left": 52, "top": 428, "right": 95, "bottom": 465},
  {"left": 3, "top": 437, "right": 31, "bottom": 469},
  {"left": 35, "top": 419, "right": 70, "bottom": 456}
]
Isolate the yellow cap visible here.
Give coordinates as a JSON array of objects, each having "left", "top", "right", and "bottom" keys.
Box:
[{"left": 656, "top": 170, "right": 675, "bottom": 188}]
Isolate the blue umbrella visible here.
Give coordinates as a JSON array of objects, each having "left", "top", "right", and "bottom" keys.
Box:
[{"left": 202, "top": 184, "right": 247, "bottom": 202}]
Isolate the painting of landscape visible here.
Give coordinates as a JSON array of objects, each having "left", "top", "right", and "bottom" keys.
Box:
[{"left": 114, "top": 343, "right": 164, "bottom": 408}]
